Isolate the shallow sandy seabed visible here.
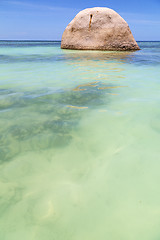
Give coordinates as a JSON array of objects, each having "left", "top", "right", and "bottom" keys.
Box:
[{"left": 0, "top": 41, "right": 160, "bottom": 240}]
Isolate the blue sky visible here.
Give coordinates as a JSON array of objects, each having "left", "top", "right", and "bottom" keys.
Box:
[{"left": 0, "top": 0, "right": 160, "bottom": 40}]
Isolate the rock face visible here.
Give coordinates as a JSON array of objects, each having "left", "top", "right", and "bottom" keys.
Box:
[{"left": 61, "top": 7, "right": 140, "bottom": 51}]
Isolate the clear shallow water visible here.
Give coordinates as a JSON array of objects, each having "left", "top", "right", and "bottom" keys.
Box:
[{"left": 0, "top": 41, "right": 160, "bottom": 240}]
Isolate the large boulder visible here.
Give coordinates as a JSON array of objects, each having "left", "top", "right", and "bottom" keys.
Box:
[{"left": 61, "top": 7, "right": 140, "bottom": 51}]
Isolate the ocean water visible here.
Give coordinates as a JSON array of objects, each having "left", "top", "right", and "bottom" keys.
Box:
[{"left": 0, "top": 41, "right": 160, "bottom": 240}]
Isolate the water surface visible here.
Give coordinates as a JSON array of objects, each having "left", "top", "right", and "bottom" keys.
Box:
[{"left": 0, "top": 41, "right": 160, "bottom": 240}]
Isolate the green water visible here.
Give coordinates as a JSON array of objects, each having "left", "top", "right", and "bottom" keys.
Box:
[{"left": 0, "top": 41, "right": 160, "bottom": 240}]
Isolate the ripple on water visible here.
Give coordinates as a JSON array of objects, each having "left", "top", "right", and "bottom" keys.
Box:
[{"left": 1, "top": 41, "right": 160, "bottom": 240}]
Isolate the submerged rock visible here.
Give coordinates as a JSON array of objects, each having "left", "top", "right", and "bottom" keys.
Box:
[{"left": 61, "top": 7, "right": 140, "bottom": 51}]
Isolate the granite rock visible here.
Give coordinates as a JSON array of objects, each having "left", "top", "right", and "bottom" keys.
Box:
[{"left": 61, "top": 7, "right": 140, "bottom": 51}]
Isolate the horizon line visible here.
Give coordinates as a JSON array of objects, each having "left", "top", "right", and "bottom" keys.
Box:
[{"left": 0, "top": 40, "right": 160, "bottom": 42}]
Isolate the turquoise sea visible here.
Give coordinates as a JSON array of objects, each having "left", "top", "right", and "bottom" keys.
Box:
[{"left": 0, "top": 41, "right": 160, "bottom": 240}]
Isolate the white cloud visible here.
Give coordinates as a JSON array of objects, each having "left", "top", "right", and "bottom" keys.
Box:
[
  {"left": 2, "top": 0, "right": 78, "bottom": 11},
  {"left": 120, "top": 12, "right": 160, "bottom": 25}
]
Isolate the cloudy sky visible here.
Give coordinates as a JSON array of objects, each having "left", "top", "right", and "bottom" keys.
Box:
[{"left": 0, "top": 0, "right": 160, "bottom": 40}]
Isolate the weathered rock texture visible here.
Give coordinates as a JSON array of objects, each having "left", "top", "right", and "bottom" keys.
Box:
[{"left": 61, "top": 7, "right": 140, "bottom": 51}]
